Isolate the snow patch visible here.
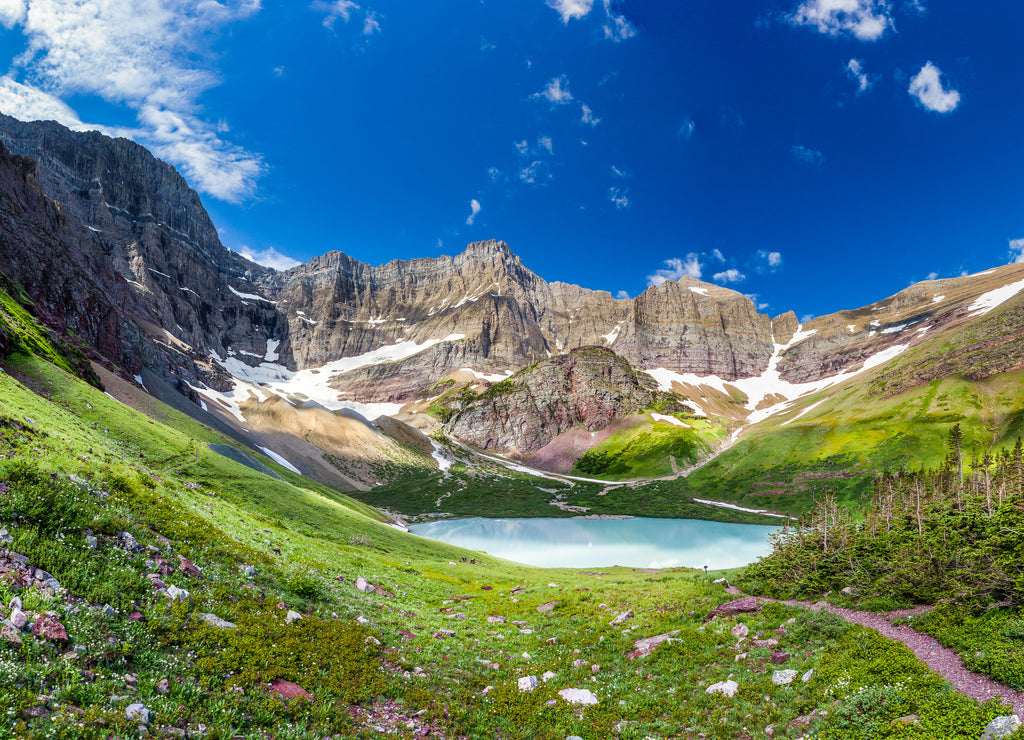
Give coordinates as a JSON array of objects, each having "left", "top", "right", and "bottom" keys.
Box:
[
  {"left": 650, "top": 413, "right": 689, "bottom": 428},
  {"left": 180, "top": 287, "right": 198, "bottom": 296},
  {"left": 601, "top": 323, "right": 622, "bottom": 345},
  {"left": 689, "top": 287, "right": 709, "bottom": 296},
  {"left": 133, "top": 374, "right": 147, "bottom": 392},
  {"left": 264, "top": 339, "right": 280, "bottom": 362},
  {"left": 693, "top": 498, "right": 793, "bottom": 520},
  {"left": 880, "top": 323, "right": 912, "bottom": 335},
  {"left": 430, "top": 440, "right": 453, "bottom": 473},
  {"left": 967, "top": 279, "right": 1024, "bottom": 317},
  {"left": 460, "top": 368, "right": 513, "bottom": 382},
  {"left": 932, "top": 295, "right": 945, "bottom": 304},
  {"left": 847, "top": 325, "right": 856, "bottom": 333},
  {"left": 148, "top": 268, "right": 171, "bottom": 278},
  {"left": 257, "top": 446, "right": 301, "bottom": 474},
  {"left": 782, "top": 399, "right": 825, "bottom": 426},
  {"left": 228, "top": 285, "right": 276, "bottom": 304}
]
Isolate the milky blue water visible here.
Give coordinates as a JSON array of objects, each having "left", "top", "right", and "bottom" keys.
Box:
[{"left": 409, "top": 517, "right": 779, "bottom": 570}]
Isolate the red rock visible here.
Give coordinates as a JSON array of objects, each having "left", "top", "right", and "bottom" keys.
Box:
[
  {"left": 0, "top": 623, "right": 21, "bottom": 646},
  {"left": 771, "top": 652, "right": 791, "bottom": 664},
  {"left": 30, "top": 615, "right": 67, "bottom": 641},
  {"left": 127, "top": 612, "right": 143, "bottom": 622},
  {"left": 269, "top": 679, "right": 313, "bottom": 701},
  {"left": 178, "top": 555, "right": 202, "bottom": 578},
  {"left": 705, "top": 597, "right": 762, "bottom": 621},
  {"left": 626, "top": 630, "right": 680, "bottom": 659}
]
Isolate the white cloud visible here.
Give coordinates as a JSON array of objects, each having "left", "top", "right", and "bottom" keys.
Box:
[
  {"left": 608, "top": 187, "right": 629, "bottom": 209},
  {"left": 234, "top": 245, "right": 303, "bottom": 271},
  {"left": 580, "top": 103, "right": 600, "bottom": 126},
  {"left": 908, "top": 62, "right": 960, "bottom": 113},
  {"left": 906, "top": 0, "right": 926, "bottom": 14},
  {"left": 615, "top": 290, "right": 630, "bottom": 300},
  {"left": 1010, "top": 238, "right": 1024, "bottom": 264},
  {"left": 272, "top": 66, "right": 285, "bottom": 77},
  {"left": 711, "top": 248, "right": 725, "bottom": 262},
  {"left": 514, "top": 139, "right": 529, "bottom": 156},
  {"left": 0, "top": 0, "right": 25, "bottom": 28},
  {"left": 362, "top": 10, "right": 380, "bottom": 35},
  {"left": 791, "top": 144, "right": 824, "bottom": 165},
  {"left": 538, "top": 135, "right": 553, "bottom": 153},
  {"left": 602, "top": 0, "right": 635, "bottom": 42},
  {"left": 679, "top": 118, "right": 696, "bottom": 138},
  {"left": 925, "top": 270, "right": 938, "bottom": 280},
  {"left": 532, "top": 75, "right": 573, "bottom": 105},
  {"left": 648, "top": 255, "right": 702, "bottom": 286},
  {"left": 789, "top": 0, "right": 893, "bottom": 41},
  {"left": 0, "top": 75, "right": 89, "bottom": 129},
  {"left": 487, "top": 166, "right": 504, "bottom": 182},
  {"left": 519, "top": 160, "right": 551, "bottom": 185},
  {"left": 713, "top": 268, "right": 745, "bottom": 284},
  {"left": 846, "top": 58, "right": 872, "bottom": 93},
  {"left": 800, "top": 313, "right": 815, "bottom": 323},
  {"left": 767, "top": 251, "right": 782, "bottom": 267},
  {"left": 316, "top": 0, "right": 359, "bottom": 29},
  {"left": 547, "top": 0, "right": 594, "bottom": 23},
  {"left": 465, "top": 198, "right": 481, "bottom": 225},
  {"left": 610, "top": 165, "right": 628, "bottom": 178},
  {"left": 0, "top": 0, "right": 264, "bottom": 202}
]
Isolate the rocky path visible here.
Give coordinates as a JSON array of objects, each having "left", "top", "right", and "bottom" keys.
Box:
[{"left": 780, "top": 599, "right": 1024, "bottom": 717}]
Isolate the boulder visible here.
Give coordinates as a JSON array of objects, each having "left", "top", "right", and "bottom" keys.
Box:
[
  {"left": 198, "top": 613, "right": 237, "bottom": 630},
  {"left": 558, "top": 688, "right": 599, "bottom": 705},
  {"left": 610, "top": 609, "right": 633, "bottom": 625},
  {"left": 9, "top": 607, "right": 26, "bottom": 629},
  {"left": 31, "top": 615, "right": 67, "bottom": 641},
  {"left": 626, "top": 630, "right": 679, "bottom": 660},
  {"left": 270, "top": 679, "right": 313, "bottom": 701},
  {"left": 980, "top": 715, "right": 1021, "bottom": 740},
  {"left": 705, "top": 597, "right": 762, "bottom": 621},
  {"left": 125, "top": 703, "right": 149, "bottom": 725},
  {"left": 0, "top": 623, "right": 21, "bottom": 646},
  {"left": 517, "top": 675, "right": 539, "bottom": 692},
  {"left": 705, "top": 680, "right": 739, "bottom": 698},
  {"left": 772, "top": 670, "right": 798, "bottom": 686}
]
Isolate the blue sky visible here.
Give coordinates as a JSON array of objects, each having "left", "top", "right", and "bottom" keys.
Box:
[{"left": 0, "top": 1, "right": 1020, "bottom": 320}]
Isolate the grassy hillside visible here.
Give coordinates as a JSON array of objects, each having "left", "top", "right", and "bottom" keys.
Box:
[{"left": 0, "top": 310, "right": 1017, "bottom": 737}]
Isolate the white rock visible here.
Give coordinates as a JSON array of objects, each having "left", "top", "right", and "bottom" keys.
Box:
[
  {"left": 285, "top": 610, "right": 303, "bottom": 624},
  {"left": 558, "top": 688, "right": 599, "bottom": 705},
  {"left": 609, "top": 609, "right": 633, "bottom": 625},
  {"left": 802, "top": 669, "right": 814, "bottom": 683},
  {"left": 706, "top": 680, "right": 739, "bottom": 698},
  {"left": 356, "top": 615, "right": 369, "bottom": 625},
  {"left": 772, "top": 669, "right": 798, "bottom": 686},
  {"left": 125, "top": 703, "right": 149, "bottom": 725},
  {"left": 518, "top": 675, "right": 539, "bottom": 692},
  {"left": 541, "top": 671, "right": 556, "bottom": 682},
  {"left": 731, "top": 623, "right": 749, "bottom": 640},
  {"left": 521, "top": 652, "right": 531, "bottom": 660},
  {"left": 355, "top": 577, "right": 372, "bottom": 592},
  {"left": 165, "top": 585, "right": 190, "bottom": 601},
  {"left": 9, "top": 608, "right": 27, "bottom": 629},
  {"left": 199, "top": 613, "right": 237, "bottom": 629},
  {"left": 8, "top": 597, "right": 21, "bottom": 611}
]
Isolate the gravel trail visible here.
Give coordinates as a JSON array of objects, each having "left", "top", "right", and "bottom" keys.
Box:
[{"left": 781, "top": 599, "right": 1024, "bottom": 717}]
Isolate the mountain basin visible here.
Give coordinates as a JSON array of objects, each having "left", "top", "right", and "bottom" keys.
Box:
[{"left": 409, "top": 517, "right": 779, "bottom": 570}]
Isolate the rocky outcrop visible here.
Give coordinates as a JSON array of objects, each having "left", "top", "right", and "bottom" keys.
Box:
[{"left": 445, "top": 346, "right": 658, "bottom": 454}]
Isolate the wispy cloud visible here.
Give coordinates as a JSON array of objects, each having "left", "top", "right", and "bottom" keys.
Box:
[
  {"left": 532, "top": 75, "right": 574, "bottom": 105},
  {"left": 465, "top": 199, "right": 482, "bottom": 225},
  {"left": 845, "top": 58, "right": 873, "bottom": 94},
  {"left": 713, "top": 268, "right": 745, "bottom": 284},
  {"left": 315, "top": 0, "right": 359, "bottom": 29},
  {"left": 608, "top": 187, "right": 629, "bottom": 209},
  {"left": 908, "top": 62, "right": 960, "bottom": 113},
  {"left": 0, "top": 0, "right": 265, "bottom": 202},
  {"left": 234, "top": 245, "right": 303, "bottom": 271},
  {"left": 519, "top": 160, "right": 552, "bottom": 185},
  {"left": 648, "top": 255, "right": 702, "bottom": 286},
  {"left": 538, "top": 135, "right": 554, "bottom": 153},
  {"left": 610, "top": 165, "right": 629, "bottom": 178},
  {"left": 791, "top": 144, "right": 825, "bottom": 165},
  {"left": 547, "top": 0, "right": 594, "bottom": 23},
  {"left": 602, "top": 0, "right": 636, "bottom": 41},
  {"left": 1010, "top": 238, "right": 1024, "bottom": 264},
  {"left": 580, "top": 103, "right": 601, "bottom": 126},
  {"left": 789, "top": 0, "right": 893, "bottom": 41},
  {"left": 362, "top": 11, "right": 380, "bottom": 35},
  {"left": 615, "top": 290, "right": 630, "bottom": 300},
  {"left": 487, "top": 166, "right": 505, "bottom": 183},
  {"left": 679, "top": 118, "right": 696, "bottom": 138}
]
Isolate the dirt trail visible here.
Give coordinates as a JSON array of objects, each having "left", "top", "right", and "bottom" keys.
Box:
[{"left": 778, "top": 598, "right": 1024, "bottom": 717}]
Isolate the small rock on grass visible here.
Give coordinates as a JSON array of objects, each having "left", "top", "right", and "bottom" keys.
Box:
[
  {"left": 198, "top": 613, "right": 237, "bottom": 630},
  {"left": 270, "top": 679, "right": 313, "bottom": 701},
  {"left": 285, "top": 610, "right": 302, "bottom": 624},
  {"left": 706, "top": 680, "right": 739, "bottom": 698},
  {"left": 125, "top": 703, "right": 149, "bottom": 725},
  {"left": 537, "top": 601, "right": 559, "bottom": 613},
  {"left": 609, "top": 609, "right": 633, "bottom": 625},
  {"left": 558, "top": 688, "right": 599, "bottom": 705},
  {"left": 518, "top": 676, "right": 539, "bottom": 692},
  {"left": 772, "top": 670, "right": 798, "bottom": 686}
]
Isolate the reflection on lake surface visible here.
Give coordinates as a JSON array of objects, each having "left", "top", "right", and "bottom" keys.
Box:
[{"left": 409, "top": 517, "right": 779, "bottom": 569}]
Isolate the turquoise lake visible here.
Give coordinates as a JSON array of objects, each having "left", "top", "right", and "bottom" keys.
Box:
[{"left": 409, "top": 517, "right": 779, "bottom": 569}]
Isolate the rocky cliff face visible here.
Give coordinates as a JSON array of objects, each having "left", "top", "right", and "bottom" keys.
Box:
[{"left": 445, "top": 346, "right": 658, "bottom": 454}]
